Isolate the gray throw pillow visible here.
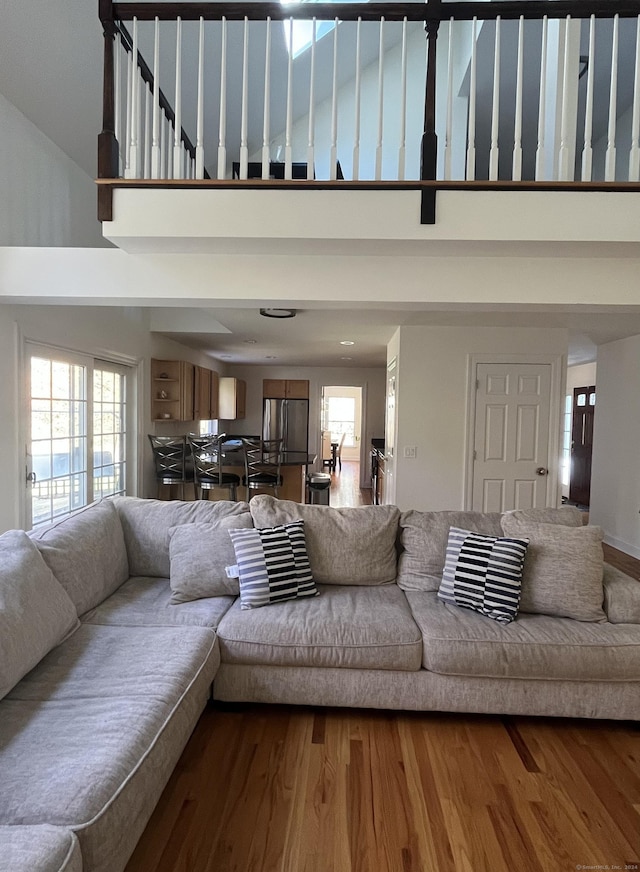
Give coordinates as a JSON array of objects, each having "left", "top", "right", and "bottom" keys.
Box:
[
  {"left": 0, "top": 530, "right": 79, "bottom": 700},
  {"left": 169, "top": 514, "right": 253, "bottom": 602},
  {"left": 500, "top": 516, "right": 606, "bottom": 621},
  {"left": 398, "top": 511, "right": 503, "bottom": 592}
]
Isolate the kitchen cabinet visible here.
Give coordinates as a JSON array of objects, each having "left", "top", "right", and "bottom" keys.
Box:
[
  {"left": 151, "top": 359, "right": 195, "bottom": 422},
  {"left": 376, "top": 455, "right": 386, "bottom": 506},
  {"left": 193, "top": 366, "right": 220, "bottom": 420},
  {"left": 263, "top": 379, "right": 309, "bottom": 399},
  {"left": 219, "top": 377, "right": 246, "bottom": 419}
]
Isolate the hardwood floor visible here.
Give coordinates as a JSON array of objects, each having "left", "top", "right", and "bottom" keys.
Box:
[
  {"left": 329, "top": 461, "right": 372, "bottom": 508},
  {"left": 124, "top": 519, "right": 640, "bottom": 872}
]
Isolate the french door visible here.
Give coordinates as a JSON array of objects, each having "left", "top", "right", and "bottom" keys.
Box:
[{"left": 26, "top": 344, "right": 133, "bottom": 528}]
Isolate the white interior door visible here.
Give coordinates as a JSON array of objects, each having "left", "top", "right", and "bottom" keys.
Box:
[{"left": 472, "top": 362, "right": 553, "bottom": 512}]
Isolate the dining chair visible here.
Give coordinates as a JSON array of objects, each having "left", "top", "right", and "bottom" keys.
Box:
[
  {"left": 147, "top": 435, "right": 195, "bottom": 500},
  {"left": 335, "top": 432, "right": 347, "bottom": 471},
  {"left": 187, "top": 433, "right": 240, "bottom": 501},
  {"left": 242, "top": 437, "right": 284, "bottom": 501}
]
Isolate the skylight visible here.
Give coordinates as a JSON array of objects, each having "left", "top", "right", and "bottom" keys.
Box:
[{"left": 281, "top": 0, "right": 367, "bottom": 59}]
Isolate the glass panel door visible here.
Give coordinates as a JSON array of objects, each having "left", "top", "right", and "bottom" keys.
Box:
[{"left": 93, "top": 363, "right": 127, "bottom": 500}]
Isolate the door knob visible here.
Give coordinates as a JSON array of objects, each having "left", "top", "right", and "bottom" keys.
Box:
[{"left": 535, "top": 467, "right": 548, "bottom": 476}]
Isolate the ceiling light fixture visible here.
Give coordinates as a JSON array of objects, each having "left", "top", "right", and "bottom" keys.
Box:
[
  {"left": 340, "top": 340, "right": 355, "bottom": 346},
  {"left": 260, "top": 308, "right": 297, "bottom": 319},
  {"left": 243, "top": 339, "right": 257, "bottom": 344}
]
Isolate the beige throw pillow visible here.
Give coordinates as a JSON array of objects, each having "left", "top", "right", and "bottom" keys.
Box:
[
  {"left": 502, "top": 506, "right": 584, "bottom": 527},
  {"left": 500, "top": 516, "right": 606, "bottom": 621},
  {"left": 169, "top": 514, "right": 253, "bottom": 602}
]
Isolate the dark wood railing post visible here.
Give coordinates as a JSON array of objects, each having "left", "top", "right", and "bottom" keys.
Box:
[
  {"left": 98, "top": 0, "right": 119, "bottom": 220},
  {"left": 421, "top": 4, "right": 441, "bottom": 224}
]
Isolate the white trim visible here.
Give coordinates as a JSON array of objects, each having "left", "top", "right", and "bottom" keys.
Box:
[
  {"left": 359, "top": 381, "right": 368, "bottom": 489},
  {"left": 464, "top": 352, "right": 565, "bottom": 511}
]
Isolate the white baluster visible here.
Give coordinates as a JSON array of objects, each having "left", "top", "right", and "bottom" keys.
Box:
[
  {"left": 535, "top": 16, "right": 548, "bottom": 180},
  {"left": 330, "top": 19, "right": 339, "bottom": 180},
  {"left": 285, "top": 17, "right": 293, "bottom": 179},
  {"left": 375, "top": 17, "right": 385, "bottom": 180},
  {"left": 353, "top": 17, "right": 362, "bottom": 181},
  {"left": 466, "top": 17, "right": 477, "bottom": 181},
  {"left": 124, "top": 49, "right": 132, "bottom": 176},
  {"left": 240, "top": 17, "right": 249, "bottom": 180},
  {"left": 151, "top": 17, "right": 161, "bottom": 178},
  {"left": 262, "top": 17, "right": 272, "bottom": 180},
  {"left": 489, "top": 16, "right": 501, "bottom": 180},
  {"left": 307, "top": 19, "right": 316, "bottom": 179},
  {"left": 143, "top": 84, "right": 151, "bottom": 179},
  {"left": 605, "top": 14, "right": 620, "bottom": 181},
  {"left": 444, "top": 18, "right": 454, "bottom": 180},
  {"left": 195, "top": 16, "right": 205, "bottom": 179},
  {"left": 630, "top": 16, "right": 640, "bottom": 181},
  {"left": 558, "top": 15, "right": 574, "bottom": 181},
  {"left": 217, "top": 17, "right": 227, "bottom": 180},
  {"left": 512, "top": 16, "right": 524, "bottom": 181},
  {"left": 160, "top": 112, "right": 166, "bottom": 180},
  {"left": 397, "top": 17, "right": 408, "bottom": 181},
  {"left": 581, "top": 15, "right": 596, "bottom": 182},
  {"left": 173, "top": 17, "right": 183, "bottom": 179},
  {"left": 126, "top": 19, "right": 140, "bottom": 178}
]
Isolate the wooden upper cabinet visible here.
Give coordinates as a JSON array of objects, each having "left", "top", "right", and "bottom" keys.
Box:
[
  {"left": 219, "top": 377, "right": 246, "bottom": 420},
  {"left": 263, "top": 379, "right": 309, "bottom": 399},
  {"left": 151, "top": 358, "right": 195, "bottom": 422},
  {"left": 209, "top": 370, "right": 219, "bottom": 420},
  {"left": 194, "top": 366, "right": 211, "bottom": 420}
]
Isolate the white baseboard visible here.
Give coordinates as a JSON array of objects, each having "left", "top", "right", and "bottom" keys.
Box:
[{"left": 603, "top": 533, "right": 640, "bottom": 560}]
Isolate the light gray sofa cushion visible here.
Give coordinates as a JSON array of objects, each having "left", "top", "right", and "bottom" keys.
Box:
[
  {"left": 169, "top": 514, "right": 253, "bottom": 601},
  {"left": 501, "top": 506, "right": 584, "bottom": 527},
  {"left": 113, "top": 496, "right": 249, "bottom": 577},
  {"left": 248, "top": 495, "right": 400, "bottom": 585},
  {"left": 406, "top": 590, "right": 640, "bottom": 681},
  {"left": 217, "top": 584, "right": 422, "bottom": 671},
  {"left": 603, "top": 563, "right": 640, "bottom": 624},
  {"left": 2, "top": 623, "right": 219, "bottom": 872},
  {"left": 0, "top": 826, "right": 82, "bottom": 872},
  {"left": 81, "top": 576, "right": 235, "bottom": 629},
  {"left": 0, "top": 530, "right": 79, "bottom": 701},
  {"left": 30, "top": 499, "right": 129, "bottom": 616},
  {"left": 397, "top": 511, "right": 503, "bottom": 592},
  {"left": 501, "top": 517, "right": 606, "bottom": 621}
]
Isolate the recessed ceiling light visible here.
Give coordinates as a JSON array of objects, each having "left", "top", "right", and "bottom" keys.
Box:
[
  {"left": 340, "top": 340, "right": 355, "bottom": 346},
  {"left": 220, "top": 354, "right": 232, "bottom": 359},
  {"left": 265, "top": 355, "right": 278, "bottom": 359},
  {"left": 243, "top": 339, "right": 257, "bottom": 344},
  {"left": 260, "top": 308, "right": 297, "bottom": 319},
  {"left": 341, "top": 356, "right": 353, "bottom": 361}
]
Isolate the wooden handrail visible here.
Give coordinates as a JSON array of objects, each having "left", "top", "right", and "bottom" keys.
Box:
[{"left": 109, "top": 0, "right": 640, "bottom": 22}]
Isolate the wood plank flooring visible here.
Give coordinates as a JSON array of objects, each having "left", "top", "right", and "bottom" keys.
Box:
[{"left": 124, "top": 505, "right": 640, "bottom": 872}]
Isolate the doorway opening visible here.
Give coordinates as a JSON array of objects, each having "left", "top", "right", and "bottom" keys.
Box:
[
  {"left": 320, "top": 385, "right": 363, "bottom": 475},
  {"left": 568, "top": 385, "right": 596, "bottom": 509}
]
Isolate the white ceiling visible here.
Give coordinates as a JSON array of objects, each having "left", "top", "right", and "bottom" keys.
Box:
[{"left": 3, "top": 2, "right": 640, "bottom": 369}]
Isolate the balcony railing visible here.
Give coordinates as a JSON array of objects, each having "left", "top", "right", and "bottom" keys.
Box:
[{"left": 97, "top": 0, "right": 640, "bottom": 222}]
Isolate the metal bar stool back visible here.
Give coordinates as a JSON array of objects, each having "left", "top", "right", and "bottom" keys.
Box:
[
  {"left": 187, "top": 433, "right": 240, "bottom": 501},
  {"left": 242, "top": 437, "right": 284, "bottom": 501},
  {"left": 148, "top": 435, "right": 195, "bottom": 500}
]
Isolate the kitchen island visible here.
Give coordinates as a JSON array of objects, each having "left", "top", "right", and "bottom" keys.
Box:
[{"left": 220, "top": 445, "right": 316, "bottom": 503}]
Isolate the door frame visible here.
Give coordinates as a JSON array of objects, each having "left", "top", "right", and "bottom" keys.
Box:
[{"left": 463, "top": 353, "right": 565, "bottom": 511}]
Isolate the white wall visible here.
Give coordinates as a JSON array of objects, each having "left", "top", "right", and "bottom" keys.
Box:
[
  {"left": 223, "top": 364, "right": 386, "bottom": 484},
  {"left": 390, "top": 325, "right": 568, "bottom": 512},
  {"left": 0, "top": 304, "right": 223, "bottom": 532},
  {"left": 590, "top": 334, "right": 640, "bottom": 557},
  {"left": 0, "top": 93, "right": 106, "bottom": 248}
]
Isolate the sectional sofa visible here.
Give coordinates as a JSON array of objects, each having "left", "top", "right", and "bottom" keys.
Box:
[{"left": 0, "top": 494, "right": 638, "bottom": 872}]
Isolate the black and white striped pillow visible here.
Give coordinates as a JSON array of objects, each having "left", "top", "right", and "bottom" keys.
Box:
[
  {"left": 228, "top": 520, "right": 318, "bottom": 609},
  {"left": 438, "top": 527, "right": 529, "bottom": 624}
]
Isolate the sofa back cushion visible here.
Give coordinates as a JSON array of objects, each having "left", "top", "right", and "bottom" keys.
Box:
[
  {"left": 603, "top": 563, "right": 640, "bottom": 624},
  {"left": 500, "top": 516, "right": 606, "bottom": 621},
  {"left": 113, "top": 496, "right": 250, "bottom": 577},
  {"left": 0, "top": 530, "right": 79, "bottom": 700},
  {"left": 502, "top": 506, "right": 584, "bottom": 527},
  {"left": 30, "top": 500, "right": 129, "bottom": 616},
  {"left": 397, "top": 511, "right": 503, "bottom": 592},
  {"left": 248, "top": 495, "right": 400, "bottom": 585}
]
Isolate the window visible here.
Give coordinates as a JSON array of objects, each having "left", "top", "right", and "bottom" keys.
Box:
[
  {"left": 561, "top": 394, "right": 572, "bottom": 488},
  {"left": 281, "top": 0, "right": 367, "bottom": 59},
  {"left": 325, "top": 396, "right": 356, "bottom": 447},
  {"left": 27, "top": 345, "right": 133, "bottom": 528}
]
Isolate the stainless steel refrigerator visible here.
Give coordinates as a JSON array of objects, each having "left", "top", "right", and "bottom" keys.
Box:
[{"left": 263, "top": 398, "right": 309, "bottom": 454}]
